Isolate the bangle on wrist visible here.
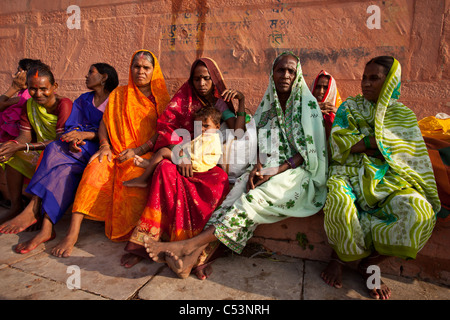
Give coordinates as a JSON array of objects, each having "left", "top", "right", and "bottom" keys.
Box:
[
  {"left": 287, "top": 157, "right": 296, "bottom": 169},
  {"left": 145, "top": 140, "right": 154, "bottom": 151},
  {"left": 237, "top": 111, "right": 246, "bottom": 117},
  {"left": 363, "top": 136, "right": 371, "bottom": 149}
]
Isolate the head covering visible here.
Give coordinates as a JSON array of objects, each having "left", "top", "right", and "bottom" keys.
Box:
[
  {"left": 103, "top": 50, "right": 170, "bottom": 155},
  {"left": 154, "top": 57, "right": 233, "bottom": 150},
  {"left": 311, "top": 70, "right": 342, "bottom": 130},
  {"left": 330, "top": 58, "right": 440, "bottom": 213},
  {"left": 253, "top": 51, "right": 327, "bottom": 199},
  {"left": 373, "top": 59, "right": 440, "bottom": 212}
]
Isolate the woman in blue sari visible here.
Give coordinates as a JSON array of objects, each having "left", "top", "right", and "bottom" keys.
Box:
[{"left": 11, "top": 63, "right": 119, "bottom": 254}]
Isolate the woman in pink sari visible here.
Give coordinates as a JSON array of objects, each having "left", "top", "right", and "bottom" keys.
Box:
[{"left": 122, "top": 58, "right": 245, "bottom": 278}]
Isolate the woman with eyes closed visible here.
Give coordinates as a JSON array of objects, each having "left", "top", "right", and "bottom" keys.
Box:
[
  {"left": 121, "top": 58, "right": 245, "bottom": 278},
  {"left": 0, "top": 63, "right": 73, "bottom": 232},
  {"left": 50, "top": 50, "right": 171, "bottom": 258},
  {"left": 320, "top": 56, "right": 440, "bottom": 300}
]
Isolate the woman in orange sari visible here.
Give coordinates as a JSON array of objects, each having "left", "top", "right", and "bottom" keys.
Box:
[{"left": 51, "top": 50, "right": 170, "bottom": 258}]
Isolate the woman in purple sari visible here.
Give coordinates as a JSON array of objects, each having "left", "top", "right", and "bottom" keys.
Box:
[{"left": 10, "top": 63, "right": 119, "bottom": 254}]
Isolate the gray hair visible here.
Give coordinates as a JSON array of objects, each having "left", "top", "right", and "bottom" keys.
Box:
[{"left": 131, "top": 51, "right": 155, "bottom": 67}]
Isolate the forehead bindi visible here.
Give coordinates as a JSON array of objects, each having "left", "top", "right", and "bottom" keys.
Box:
[{"left": 28, "top": 76, "right": 51, "bottom": 88}]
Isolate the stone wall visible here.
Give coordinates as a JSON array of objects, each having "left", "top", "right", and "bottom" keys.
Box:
[{"left": 1, "top": 0, "right": 449, "bottom": 119}]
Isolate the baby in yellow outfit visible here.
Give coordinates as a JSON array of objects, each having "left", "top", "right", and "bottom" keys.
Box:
[{"left": 123, "top": 107, "right": 222, "bottom": 188}]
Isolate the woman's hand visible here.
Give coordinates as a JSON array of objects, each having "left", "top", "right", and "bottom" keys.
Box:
[
  {"left": 12, "top": 70, "right": 27, "bottom": 91},
  {"left": 318, "top": 102, "right": 337, "bottom": 115},
  {"left": 89, "top": 145, "right": 112, "bottom": 164},
  {"left": 117, "top": 148, "right": 139, "bottom": 163},
  {"left": 0, "top": 142, "right": 21, "bottom": 163},
  {"left": 352, "top": 136, "right": 384, "bottom": 160},
  {"left": 246, "top": 163, "right": 276, "bottom": 192},
  {"left": 221, "top": 89, "right": 245, "bottom": 103},
  {"left": 177, "top": 156, "right": 193, "bottom": 178},
  {"left": 61, "top": 131, "right": 87, "bottom": 153}
]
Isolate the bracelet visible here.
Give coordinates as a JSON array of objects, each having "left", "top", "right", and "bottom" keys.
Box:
[
  {"left": 145, "top": 140, "right": 154, "bottom": 151},
  {"left": 363, "top": 136, "right": 371, "bottom": 149},
  {"left": 25, "top": 143, "right": 30, "bottom": 153},
  {"left": 237, "top": 112, "right": 246, "bottom": 117},
  {"left": 287, "top": 157, "right": 296, "bottom": 169}
]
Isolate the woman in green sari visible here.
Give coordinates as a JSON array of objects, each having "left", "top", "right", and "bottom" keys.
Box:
[
  {"left": 141, "top": 52, "right": 328, "bottom": 279},
  {"left": 0, "top": 63, "right": 72, "bottom": 232},
  {"left": 320, "top": 56, "right": 440, "bottom": 299}
]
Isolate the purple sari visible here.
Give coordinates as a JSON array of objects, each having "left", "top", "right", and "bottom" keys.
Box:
[{"left": 25, "top": 92, "right": 104, "bottom": 223}]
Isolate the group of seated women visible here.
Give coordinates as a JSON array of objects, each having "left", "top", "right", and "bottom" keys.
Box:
[{"left": 0, "top": 50, "right": 441, "bottom": 300}]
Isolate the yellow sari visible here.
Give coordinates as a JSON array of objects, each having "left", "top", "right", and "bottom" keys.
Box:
[
  {"left": 72, "top": 50, "right": 170, "bottom": 241},
  {"left": 3, "top": 98, "right": 63, "bottom": 178}
]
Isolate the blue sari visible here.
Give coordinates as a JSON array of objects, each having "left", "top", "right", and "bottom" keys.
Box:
[{"left": 25, "top": 92, "right": 104, "bottom": 224}]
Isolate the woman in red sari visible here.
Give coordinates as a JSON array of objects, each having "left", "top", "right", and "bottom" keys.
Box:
[{"left": 122, "top": 58, "right": 244, "bottom": 277}]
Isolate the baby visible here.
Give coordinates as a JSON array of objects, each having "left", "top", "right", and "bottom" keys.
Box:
[{"left": 123, "top": 107, "right": 222, "bottom": 188}]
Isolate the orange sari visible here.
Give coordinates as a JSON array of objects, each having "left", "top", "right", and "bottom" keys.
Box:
[{"left": 72, "top": 50, "right": 170, "bottom": 241}]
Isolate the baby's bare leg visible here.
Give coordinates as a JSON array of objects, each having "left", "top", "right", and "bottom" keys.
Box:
[{"left": 123, "top": 148, "right": 173, "bottom": 188}]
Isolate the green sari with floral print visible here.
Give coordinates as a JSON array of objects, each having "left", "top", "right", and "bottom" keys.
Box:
[
  {"left": 206, "top": 53, "right": 328, "bottom": 254},
  {"left": 323, "top": 58, "right": 440, "bottom": 261}
]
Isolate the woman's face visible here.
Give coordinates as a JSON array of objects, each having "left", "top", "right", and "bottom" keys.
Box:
[
  {"left": 313, "top": 75, "right": 330, "bottom": 102},
  {"left": 272, "top": 55, "right": 297, "bottom": 95},
  {"left": 85, "top": 66, "right": 106, "bottom": 90},
  {"left": 27, "top": 75, "right": 57, "bottom": 107},
  {"left": 192, "top": 64, "right": 213, "bottom": 97},
  {"left": 131, "top": 56, "right": 154, "bottom": 88},
  {"left": 361, "top": 63, "right": 387, "bottom": 103}
]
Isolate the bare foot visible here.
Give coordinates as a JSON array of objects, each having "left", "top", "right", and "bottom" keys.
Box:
[
  {"left": 51, "top": 233, "right": 78, "bottom": 258},
  {"left": 358, "top": 263, "right": 391, "bottom": 300},
  {"left": 320, "top": 259, "right": 344, "bottom": 289},
  {"left": 123, "top": 177, "right": 148, "bottom": 188},
  {"left": 165, "top": 250, "right": 195, "bottom": 279},
  {"left": 134, "top": 155, "right": 150, "bottom": 168},
  {"left": 120, "top": 253, "right": 143, "bottom": 268},
  {"left": 194, "top": 264, "right": 213, "bottom": 280},
  {"left": 144, "top": 236, "right": 169, "bottom": 263},
  {"left": 15, "top": 229, "right": 56, "bottom": 254},
  {"left": 0, "top": 211, "right": 37, "bottom": 234}
]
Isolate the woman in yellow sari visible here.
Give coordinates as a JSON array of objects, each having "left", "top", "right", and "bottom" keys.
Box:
[{"left": 51, "top": 50, "right": 170, "bottom": 258}]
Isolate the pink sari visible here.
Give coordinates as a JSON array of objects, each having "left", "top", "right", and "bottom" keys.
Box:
[{"left": 0, "top": 89, "right": 31, "bottom": 142}]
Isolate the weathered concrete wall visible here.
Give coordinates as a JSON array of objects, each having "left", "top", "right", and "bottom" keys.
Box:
[{"left": 0, "top": 0, "right": 449, "bottom": 119}]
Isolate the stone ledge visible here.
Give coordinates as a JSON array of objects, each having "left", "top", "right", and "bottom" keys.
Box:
[{"left": 250, "top": 211, "right": 450, "bottom": 286}]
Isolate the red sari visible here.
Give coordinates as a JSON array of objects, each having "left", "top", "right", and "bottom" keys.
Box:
[{"left": 126, "top": 58, "right": 230, "bottom": 252}]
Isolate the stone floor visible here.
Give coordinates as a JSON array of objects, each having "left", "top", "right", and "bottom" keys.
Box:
[{"left": 0, "top": 207, "right": 449, "bottom": 301}]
